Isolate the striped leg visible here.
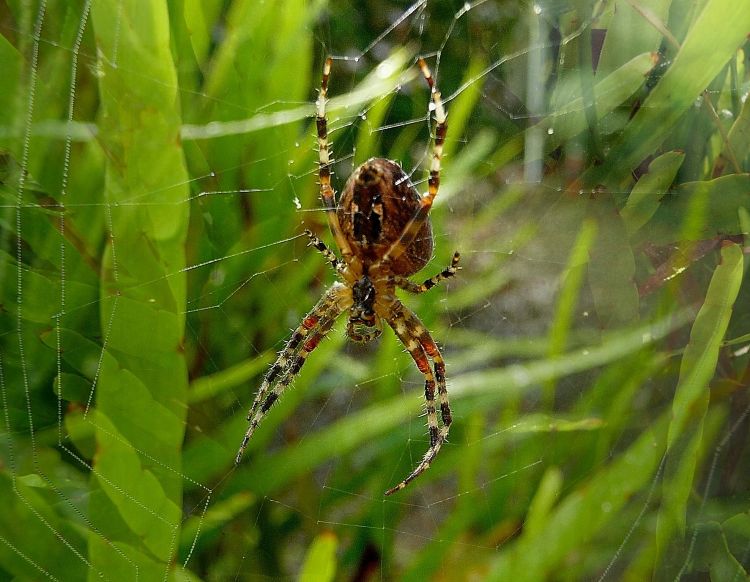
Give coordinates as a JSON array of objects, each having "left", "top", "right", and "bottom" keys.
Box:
[
  {"left": 394, "top": 251, "right": 460, "bottom": 294},
  {"left": 316, "top": 57, "right": 354, "bottom": 262},
  {"left": 384, "top": 301, "right": 451, "bottom": 495},
  {"left": 381, "top": 57, "right": 448, "bottom": 265},
  {"left": 304, "top": 229, "right": 344, "bottom": 275},
  {"left": 236, "top": 285, "right": 347, "bottom": 464}
]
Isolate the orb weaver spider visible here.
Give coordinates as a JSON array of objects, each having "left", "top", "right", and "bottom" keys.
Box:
[{"left": 236, "top": 56, "right": 460, "bottom": 495}]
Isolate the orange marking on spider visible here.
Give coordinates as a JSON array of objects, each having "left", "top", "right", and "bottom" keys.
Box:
[{"left": 303, "top": 335, "right": 321, "bottom": 352}]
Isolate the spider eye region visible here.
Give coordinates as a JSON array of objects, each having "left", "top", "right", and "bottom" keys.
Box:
[
  {"left": 352, "top": 276, "right": 376, "bottom": 313},
  {"left": 348, "top": 276, "right": 382, "bottom": 343}
]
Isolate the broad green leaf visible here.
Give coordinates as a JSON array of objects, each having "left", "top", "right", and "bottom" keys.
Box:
[
  {"left": 0, "top": 472, "right": 88, "bottom": 580},
  {"left": 0, "top": 32, "right": 22, "bottom": 133},
  {"left": 90, "top": 0, "right": 190, "bottom": 576},
  {"left": 691, "top": 522, "right": 748, "bottom": 580}
]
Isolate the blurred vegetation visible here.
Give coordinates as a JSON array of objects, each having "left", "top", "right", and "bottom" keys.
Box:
[{"left": 1, "top": 0, "right": 749, "bottom": 580}]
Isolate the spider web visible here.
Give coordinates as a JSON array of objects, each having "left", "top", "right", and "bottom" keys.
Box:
[{"left": 1, "top": 0, "right": 749, "bottom": 580}]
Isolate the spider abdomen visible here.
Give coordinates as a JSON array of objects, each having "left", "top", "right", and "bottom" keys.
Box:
[{"left": 338, "top": 157, "right": 433, "bottom": 276}]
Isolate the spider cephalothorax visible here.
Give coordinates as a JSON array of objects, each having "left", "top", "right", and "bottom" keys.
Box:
[
  {"left": 237, "top": 57, "right": 460, "bottom": 495},
  {"left": 348, "top": 275, "right": 382, "bottom": 343}
]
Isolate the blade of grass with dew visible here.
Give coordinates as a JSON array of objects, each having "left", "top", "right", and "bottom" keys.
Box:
[
  {"left": 90, "top": 0, "right": 190, "bottom": 577},
  {"left": 655, "top": 242, "right": 743, "bottom": 566},
  {"left": 182, "top": 48, "right": 414, "bottom": 142},
  {"left": 582, "top": 0, "right": 750, "bottom": 188}
]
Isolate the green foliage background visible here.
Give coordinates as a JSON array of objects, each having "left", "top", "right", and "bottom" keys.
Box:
[{"left": 1, "top": 0, "right": 749, "bottom": 580}]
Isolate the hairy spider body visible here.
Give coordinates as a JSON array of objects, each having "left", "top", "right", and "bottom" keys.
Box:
[{"left": 237, "top": 57, "right": 460, "bottom": 495}]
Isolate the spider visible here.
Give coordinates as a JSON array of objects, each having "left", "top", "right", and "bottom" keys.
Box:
[{"left": 236, "top": 56, "right": 460, "bottom": 495}]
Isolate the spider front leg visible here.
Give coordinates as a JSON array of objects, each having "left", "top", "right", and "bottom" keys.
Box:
[
  {"left": 304, "top": 229, "right": 344, "bottom": 275},
  {"left": 384, "top": 300, "right": 452, "bottom": 495},
  {"left": 394, "top": 251, "right": 461, "bottom": 294},
  {"left": 316, "top": 57, "right": 355, "bottom": 263},
  {"left": 381, "top": 57, "right": 448, "bottom": 265},
  {"left": 236, "top": 284, "right": 347, "bottom": 464}
]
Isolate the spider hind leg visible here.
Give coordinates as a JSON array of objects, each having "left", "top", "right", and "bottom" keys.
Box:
[
  {"left": 384, "top": 300, "right": 452, "bottom": 495},
  {"left": 236, "top": 285, "right": 346, "bottom": 465}
]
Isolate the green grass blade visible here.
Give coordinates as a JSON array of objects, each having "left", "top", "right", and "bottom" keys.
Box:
[
  {"left": 299, "top": 532, "right": 338, "bottom": 582},
  {"left": 545, "top": 218, "right": 596, "bottom": 406},
  {"left": 655, "top": 242, "right": 743, "bottom": 565}
]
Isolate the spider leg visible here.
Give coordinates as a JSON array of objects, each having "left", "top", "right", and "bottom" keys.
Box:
[
  {"left": 316, "top": 57, "right": 355, "bottom": 264},
  {"left": 394, "top": 251, "right": 460, "bottom": 294},
  {"left": 236, "top": 284, "right": 347, "bottom": 464},
  {"left": 380, "top": 57, "right": 447, "bottom": 266},
  {"left": 384, "top": 300, "right": 452, "bottom": 495},
  {"left": 304, "top": 229, "right": 345, "bottom": 275}
]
